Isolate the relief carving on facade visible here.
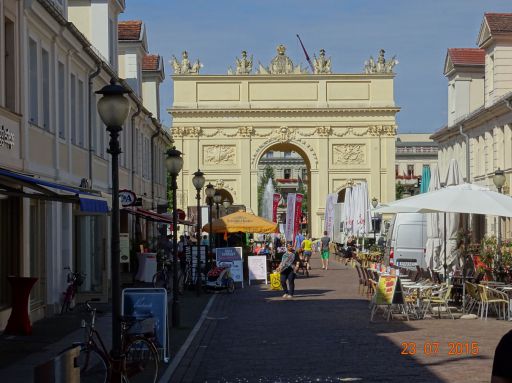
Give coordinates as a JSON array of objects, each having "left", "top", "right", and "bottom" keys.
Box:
[
  {"left": 368, "top": 125, "right": 397, "bottom": 136},
  {"left": 204, "top": 145, "right": 236, "bottom": 165},
  {"left": 333, "top": 144, "right": 366, "bottom": 165},
  {"left": 172, "top": 126, "right": 202, "bottom": 137},
  {"left": 238, "top": 126, "right": 254, "bottom": 137},
  {"left": 257, "top": 45, "right": 307, "bottom": 75}
]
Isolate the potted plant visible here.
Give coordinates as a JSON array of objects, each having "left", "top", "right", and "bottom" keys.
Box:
[{"left": 480, "top": 236, "right": 497, "bottom": 280}]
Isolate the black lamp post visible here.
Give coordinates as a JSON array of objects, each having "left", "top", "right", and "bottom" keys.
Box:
[
  {"left": 493, "top": 168, "right": 506, "bottom": 280},
  {"left": 213, "top": 190, "right": 222, "bottom": 219},
  {"left": 371, "top": 197, "right": 378, "bottom": 242},
  {"left": 192, "top": 170, "right": 206, "bottom": 295},
  {"left": 95, "top": 79, "right": 130, "bottom": 366},
  {"left": 165, "top": 147, "right": 183, "bottom": 327},
  {"left": 205, "top": 183, "right": 215, "bottom": 269}
]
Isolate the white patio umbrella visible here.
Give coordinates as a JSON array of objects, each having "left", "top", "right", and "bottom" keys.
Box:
[
  {"left": 425, "top": 165, "right": 441, "bottom": 270},
  {"left": 441, "top": 159, "right": 463, "bottom": 273},
  {"left": 343, "top": 187, "right": 353, "bottom": 235}
]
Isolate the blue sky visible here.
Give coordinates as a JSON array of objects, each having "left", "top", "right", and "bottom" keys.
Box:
[{"left": 121, "top": 0, "right": 511, "bottom": 133}]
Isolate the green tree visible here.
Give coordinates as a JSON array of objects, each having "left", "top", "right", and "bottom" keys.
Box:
[
  {"left": 395, "top": 182, "right": 405, "bottom": 200},
  {"left": 297, "top": 181, "right": 308, "bottom": 215},
  {"left": 257, "top": 165, "right": 277, "bottom": 215}
]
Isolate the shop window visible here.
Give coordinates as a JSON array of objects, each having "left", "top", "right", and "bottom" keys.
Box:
[
  {"left": 0, "top": 197, "right": 20, "bottom": 309},
  {"left": 28, "top": 38, "right": 38, "bottom": 123},
  {"left": 4, "top": 17, "right": 15, "bottom": 112},
  {"left": 58, "top": 62, "right": 65, "bottom": 138},
  {"left": 42, "top": 49, "right": 50, "bottom": 131},
  {"left": 76, "top": 215, "right": 107, "bottom": 293},
  {"left": 29, "top": 200, "right": 47, "bottom": 309}
]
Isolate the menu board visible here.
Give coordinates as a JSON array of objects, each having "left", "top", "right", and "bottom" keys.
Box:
[
  {"left": 374, "top": 275, "right": 404, "bottom": 305},
  {"left": 248, "top": 256, "right": 267, "bottom": 285}
]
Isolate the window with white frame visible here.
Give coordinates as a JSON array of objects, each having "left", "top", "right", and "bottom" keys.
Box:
[
  {"left": 489, "top": 54, "right": 495, "bottom": 91},
  {"left": 78, "top": 79, "right": 85, "bottom": 147},
  {"left": 4, "top": 16, "right": 16, "bottom": 112},
  {"left": 58, "top": 62, "right": 66, "bottom": 139},
  {"left": 28, "top": 38, "right": 38, "bottom": 124},
  {"left": 136, "top": 130, "right": 141, "bottom": 175},
  {"left": 70, "top": 74, "right": 76, "bottom": 144},
  {"left": 42, "top": 49, "right": 50, "bottom": 131}
]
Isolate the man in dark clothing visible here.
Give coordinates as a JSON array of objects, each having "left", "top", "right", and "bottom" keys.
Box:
[
  {"left": 320, "top": 231, "right": 331, "bottom": 270},
  {"left": 492, "top": 330, "right": 512, "bottom": 383}
]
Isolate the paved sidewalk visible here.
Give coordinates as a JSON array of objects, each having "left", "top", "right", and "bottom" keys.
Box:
[{"left": 168, "top": 257, "right": 511, "bottom": 383}]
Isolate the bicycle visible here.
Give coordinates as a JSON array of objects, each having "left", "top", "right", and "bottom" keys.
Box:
[
  {"left": 152, "top": 255, "right": 185, "bottom": 295},
  {"left": 74, "top": 299, "right": 159, "bottom": 383},
  {"left": 61, "top": 267, "right": 86, "bottom": 314}
]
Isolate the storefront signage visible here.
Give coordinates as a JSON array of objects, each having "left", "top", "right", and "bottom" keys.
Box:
[
  {"left": 120, "top": 233, "right": 130, "bottom": 264},
  {"left": 119, "top": 190, "right": 137, "bottom": 207},
  {"left": 0, "top": 125, "right": 15, "bottom": 150},
  {"left": 215, "top": 247, "right": 242, "bottom": 263},
  {"left": 122, "top": 288, "right": 169, "bottom": 362}
]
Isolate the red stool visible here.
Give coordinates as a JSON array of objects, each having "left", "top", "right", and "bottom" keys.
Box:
[{"left": 4, "top": 276, "right": 38, "bottom": 335}]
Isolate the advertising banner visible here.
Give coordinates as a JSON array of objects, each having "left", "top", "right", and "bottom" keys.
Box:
[
  {"left": 215, "top": 247, "right": 243, "bottom": 264},
  {"left": 122, "top": 288, "right": 169, "bottom": 361},
  {"left": 248, "top": 255, "right": 267, "bottom": 285},
  {"left": 373, "top": 275, "right": 404, "bottom": 305},
  {"left": 293, "top": 193, "right": 303, "bottom": 241},
  {"left": 272, "top": 193, "right": 281, "bottom": 223},
  {"left": 284, "top": 193, "right": 296, "bottom": 242},
  {"left": 324, "top": 193, "right": 338, "bottom": 238}
]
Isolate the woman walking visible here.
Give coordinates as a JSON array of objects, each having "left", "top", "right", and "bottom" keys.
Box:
[{"left": 277, "top": 244, "right": 297, "bottom": 299}]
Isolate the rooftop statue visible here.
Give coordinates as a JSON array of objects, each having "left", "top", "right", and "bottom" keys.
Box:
[
  {"left": 364, "top": 49, "right": 398, "bottom": 74},
  {"left": 313, "top": 49, "right": 331, "bottom": 74},
  {"left": 228, "top": 50, "right": 253, "bottom": 75},
  {"left": 257, "top": 44, "right": 307, "bottom": 75},
  {"left": 171, "top": 51, "right": 202, "bottom": 75}
]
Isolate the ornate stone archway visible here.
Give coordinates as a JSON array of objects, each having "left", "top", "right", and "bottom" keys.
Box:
[{"left": 169, "top": 48, "right": 399, "bottom": 237}]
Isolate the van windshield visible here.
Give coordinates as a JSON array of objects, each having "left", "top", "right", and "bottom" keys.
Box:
[{"left": 396, "top": 224, "right": 425, "bottom": 248}]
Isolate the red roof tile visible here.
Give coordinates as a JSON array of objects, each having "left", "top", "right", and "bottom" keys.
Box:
[
  {"left": 447, "top": 48, "right": 485, "bottom": 66},
  {"left": 485, "top": 13, "right": 512, "bottom": 34},
  {"left": 143, "top": 54, "right": 160, "bottom": 71},
  {"left": 118, "top": 20, "right": 142, "bottom": 41}
]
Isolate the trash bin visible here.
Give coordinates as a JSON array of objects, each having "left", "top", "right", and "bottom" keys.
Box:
[{"left": 34, "top": 346, "right": 80, "bottom": 383}]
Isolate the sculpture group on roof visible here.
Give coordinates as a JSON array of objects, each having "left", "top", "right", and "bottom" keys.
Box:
[{"left": 170, "top": 46, "right": 397, "bottom": 75}]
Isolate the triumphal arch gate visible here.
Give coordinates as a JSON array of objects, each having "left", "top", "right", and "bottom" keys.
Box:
[{"left": 169, "top": 46, "right": 399, "bottom": 237}]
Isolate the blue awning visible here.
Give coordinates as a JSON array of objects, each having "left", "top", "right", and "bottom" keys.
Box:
[{"left": 0, "top": 168, "right": 108, "bottom": 213}]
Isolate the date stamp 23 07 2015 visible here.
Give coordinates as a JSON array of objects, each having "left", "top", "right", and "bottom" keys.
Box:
[{"left": 401, "top": 342, "right": 479, "bottom": 356}]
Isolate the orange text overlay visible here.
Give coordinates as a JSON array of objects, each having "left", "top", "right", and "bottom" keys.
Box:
[{"left": 401, "top": 342, "right": 479, "bottom": 356}]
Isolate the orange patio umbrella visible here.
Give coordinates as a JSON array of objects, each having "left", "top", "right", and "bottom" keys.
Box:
[{"left": 202, "top": 210, "right": 278, "bottom": 234}]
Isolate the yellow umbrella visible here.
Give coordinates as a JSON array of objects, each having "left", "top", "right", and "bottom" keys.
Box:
[{"left": 202, "top": 210, "right": 278, "bottom": 234}]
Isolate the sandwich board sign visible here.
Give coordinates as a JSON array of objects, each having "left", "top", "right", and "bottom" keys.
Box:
[
  {"left": 248, "top": 255, "right": 267, "bottom": 285},
  {"left": 216, "top": 247, "right": 244, "bottom": 287},
  {"left": 122, "top": 288, "right": 169, "bottom": 362},
  {"left": 370, "top": 275, "right": 405, "bottom": 322}
]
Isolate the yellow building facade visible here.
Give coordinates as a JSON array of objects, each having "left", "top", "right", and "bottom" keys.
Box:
[{"left": 169, "top": 48, "right": 399, "bottom": 237}]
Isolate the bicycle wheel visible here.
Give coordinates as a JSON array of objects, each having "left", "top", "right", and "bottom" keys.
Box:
[
  {"left": 152, "top": 271, "right": 168, "bottom": 291},
  {"left": 76, "top": 346, "right": 109, "bottom": 383},
  {"left": 123, "top": 337, "right": 159, "bottom": 383}
]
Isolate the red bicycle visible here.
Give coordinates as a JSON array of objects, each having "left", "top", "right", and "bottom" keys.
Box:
[{"left": 61, "top": 267, "right": 85, "bottom": 314}]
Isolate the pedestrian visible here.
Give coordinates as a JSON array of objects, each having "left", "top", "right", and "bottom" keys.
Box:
[
  {"left": 201, "top": 234, "right": 209, "bottom": 246},
  {"left": 277, "top": 243, "right": 296, "bottom": 299},
  {"left": 492, "top": 330, "right": 512, "bottom": 383},
  {"left": 301, "top": 234, "right": 312, "bottom": 270},
  {"left": 320, "top": 231, "right": 331, "bottom": 270},
  {"left": 294, "top": 231, "right": 304, "bottom": 253}
]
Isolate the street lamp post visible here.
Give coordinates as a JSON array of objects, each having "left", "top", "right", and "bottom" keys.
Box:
[
  {"left": 371, "top": 197, "right": 378, "bottom": 242},
  {"left": 213, "top": 191, "right": 222, "bottom": 247},
  {"left": 223, "top": 198, "right": 231, "bottom": 214},
  {"left": 493, "top": 168, "right": 506, "bottom": 280},
  {"left": 205, "top": 183, "right": 215, "bottom": 270},
  {"left": 165, "top": 147, "right": 183, "bottom": 327},
  {"left": 192, "top": 170, "right": 206, "bottom": 295},
  {"left": 95, "top": 79, "right": 131, "bottom": 368}
]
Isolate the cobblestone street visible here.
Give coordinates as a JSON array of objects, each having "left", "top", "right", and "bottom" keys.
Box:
[{"left": 169, "top": 257, "right": 511, "bottom": 383}]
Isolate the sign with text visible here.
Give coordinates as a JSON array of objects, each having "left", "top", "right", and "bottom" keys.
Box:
[
  {"left": 119, "top": 190, "right": 137, "bottom": 207},
  {"left": 248, "top": 255, "right": 267, "bottom": 285},
  {"left": 374, "top": 275, "right": 404, "bottom": 305},
  {"left": 215, "top": 247, "right": 243, "bottom": 264},
  {"left": 120, "top": 233, "right": 130, "bottom": 263},
  {"left": 230, "top": 260, "right": 244, "bottom": 285},
  {"left": 122, "top": 288, "right": 168, "bottom": 361}
]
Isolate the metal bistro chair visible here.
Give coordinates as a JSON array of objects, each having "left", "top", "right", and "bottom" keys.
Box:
[
  {"left": 424, "top": 284, "right": 455, "bottom": 319},
  {"left": 478, "top": 284, "right": 509, "bottom": 320}
]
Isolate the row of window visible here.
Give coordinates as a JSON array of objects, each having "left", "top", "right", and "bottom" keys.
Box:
[{"left": 395, "top": 164, "right": 431, "bottom": 177}]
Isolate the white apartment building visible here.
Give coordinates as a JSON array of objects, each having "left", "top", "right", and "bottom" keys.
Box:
[
  {"left": 0, "top": 0, "right": 171, "bottom": 329},
  {"left": 431, "top": 13, "right": 512, "bottom": 240}
]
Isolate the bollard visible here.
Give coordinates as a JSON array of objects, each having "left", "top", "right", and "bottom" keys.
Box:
[{"left": 34, "top": 346, "right": 80, "bottom": 383}]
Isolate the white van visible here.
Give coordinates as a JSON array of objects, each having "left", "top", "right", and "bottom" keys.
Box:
[{"left": 383, "top": 213, "right": 427, "bottom": 269}]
